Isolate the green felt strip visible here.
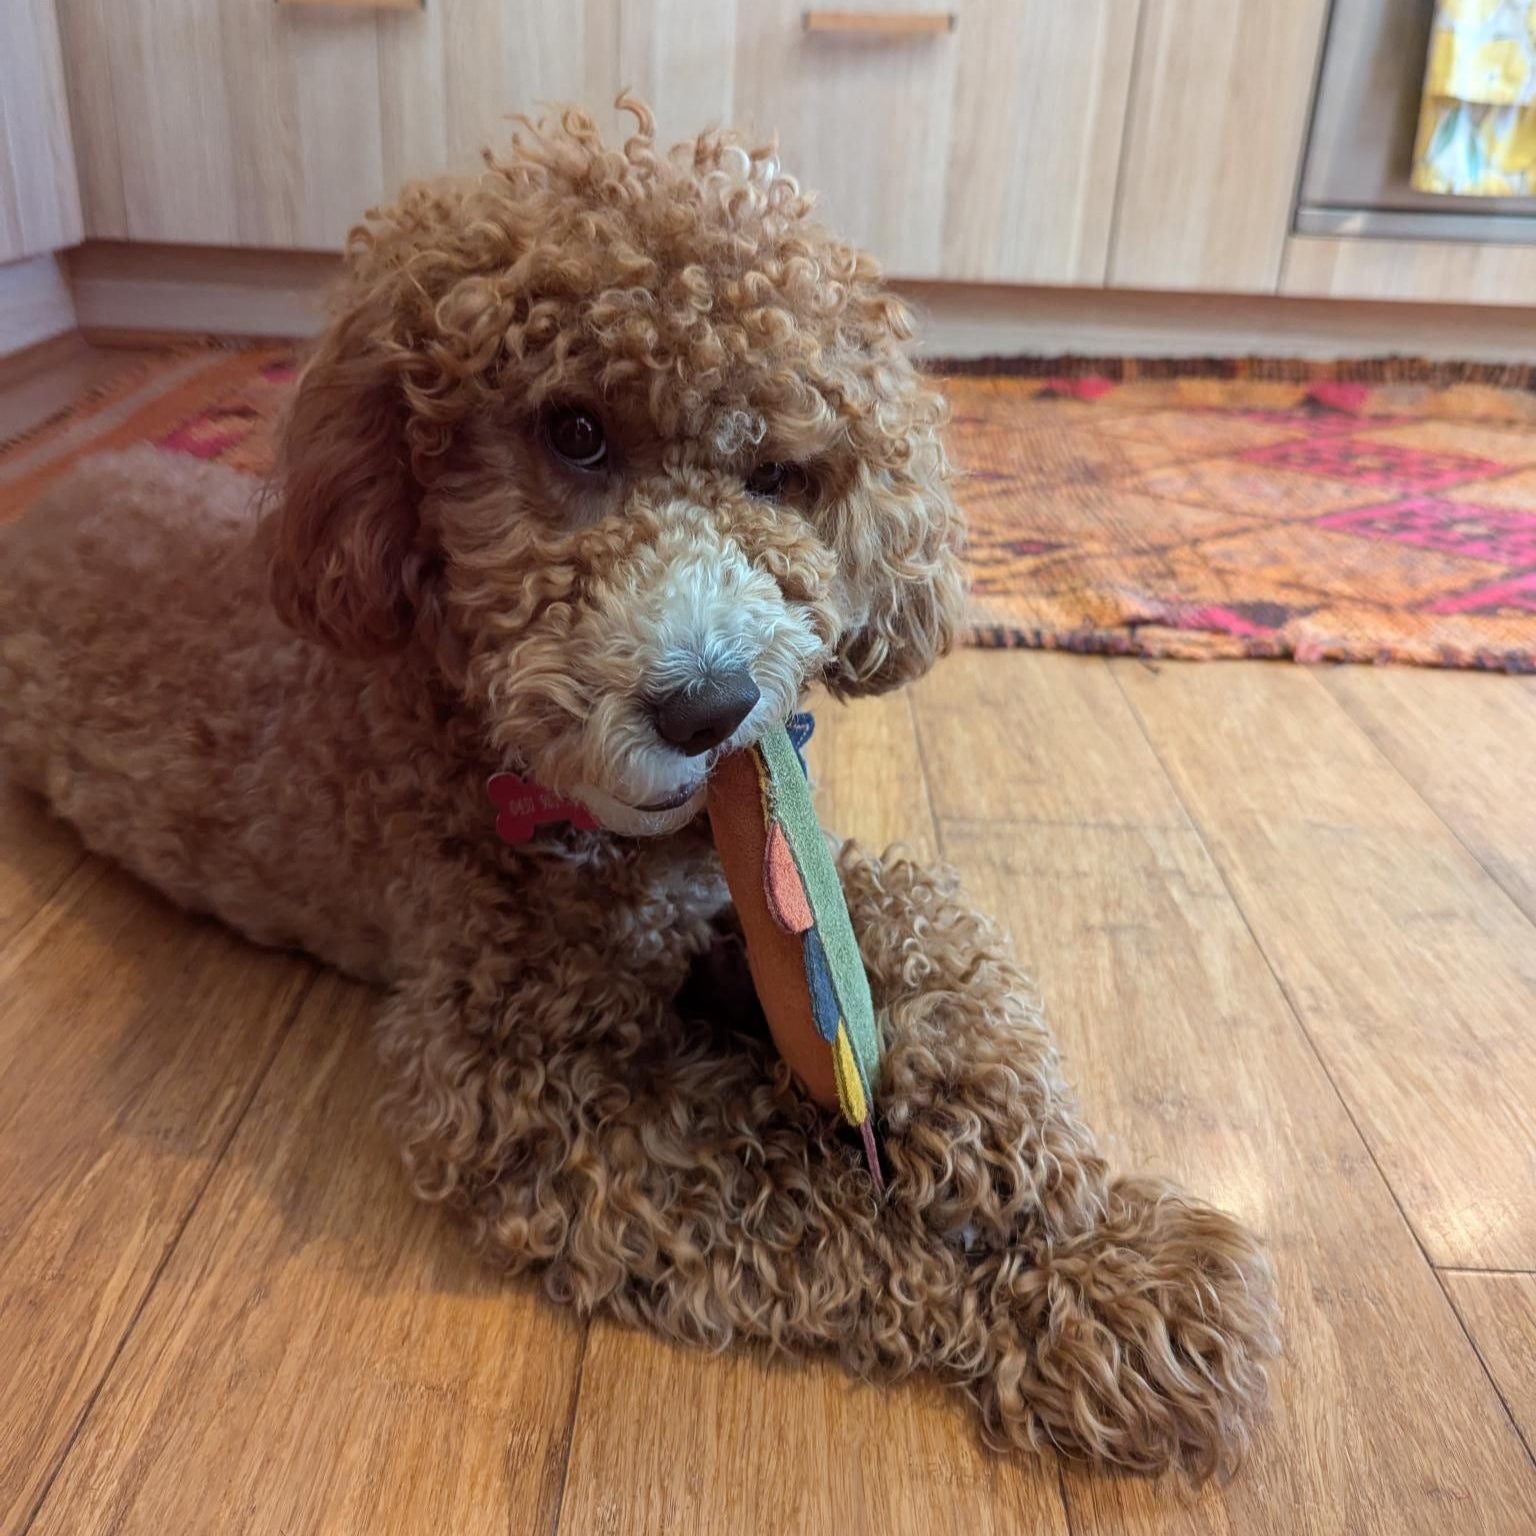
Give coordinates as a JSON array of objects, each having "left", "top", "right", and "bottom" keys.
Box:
[{"left": 758, "top": 726, "right": 881, "bottom": 1103}]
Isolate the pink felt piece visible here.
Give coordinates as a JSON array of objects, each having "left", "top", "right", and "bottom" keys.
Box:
[{"left": 763, "top": 820, "right": 814, "bottom": 934}]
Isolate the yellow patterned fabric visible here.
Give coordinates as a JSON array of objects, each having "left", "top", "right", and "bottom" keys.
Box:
[{"left": 1414, "top": 0, "right": 1536, "bottom": 194}]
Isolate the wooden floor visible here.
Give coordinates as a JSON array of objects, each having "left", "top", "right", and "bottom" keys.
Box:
[
  {"left": 4, "top": 346, "right": 1536, "bottom": 1533},
  {"left": 0, "top": 333, "right": 162, "bottom": 444},
  {"left": 3, "top": 648, "right": 1535, "bottom": 1535}
]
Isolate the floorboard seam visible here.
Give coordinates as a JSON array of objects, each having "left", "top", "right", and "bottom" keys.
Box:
[
  {"left": 1105, "top": 660, "right": 1536, "bottom": 1479},
  {"left": 545, "top": 1324, "right": 592, "bottom": 1536},
  {"left": 16, "top": 967, "right": 320, "bottom": 1535},
  {"left": 901, "top": 687, "right": 946, "bottom": 861},
  {"left": 0, "top": 854, "right": 103, "bottom": 974},
  {"left": 1055, "top": 1459, "right": 1079, "bottom": 1536},
  {"left": 1317, "top": 672, "right": 1536, "bottom": 933},
  {"left": 1437, "top": 1271, "right": 1536, "bottom": 1471},
  {"left": 1436, "top": 1265, "right": 1536, "bottom": 1278},
  {"left": 909, "top": 683, "right": 1080, "bottom": 1531}
]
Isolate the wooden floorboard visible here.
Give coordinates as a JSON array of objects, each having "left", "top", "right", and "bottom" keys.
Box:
[
  {"left": 1113, "top": 658, "right": 1536, "bottom": 1272},
  {"left": 0, "top": 783, "right": 87, "bottom": 952},
  {"left": 1321, "top": 665, "right": 1536, "bottom": 925},
  {"left": 1442, "top": 1271, "right": 1536, "bottom": 1463},
  {"left": 7, "top": 643, "right": 1536, "bottom": 1532},
  {"left": 808, "top": 688, "right": 939, "bottom": 863},
  {"left": 0, "top": 338, "right": 162, "bottom": 444},
  {"left": 913, "top": 651, "right": 1536, "bottom": 1535},
  {"left": 554, "top": 693, "right": 1073, "bottom": 1536},
  {"left": 912, "top": 649, "right": 1186, "bottom": 830},
  {"left": 0, "top": 838, "right": 309, "bottom": 1533},
  {"left": 26, "top": 971, "right": 587, "bottom": 1536},
  {"left": 560, "top": 1323, "right": 1068, "bottom": 1536}
]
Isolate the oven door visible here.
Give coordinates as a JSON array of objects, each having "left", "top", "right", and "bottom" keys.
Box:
[{"left": 1299, "top": 0, "right": 1536, "bottom": 239}]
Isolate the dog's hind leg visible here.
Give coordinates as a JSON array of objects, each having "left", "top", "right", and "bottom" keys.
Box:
[{"left": 376, "top": 847, "right": 1277, "bottom": 1479}]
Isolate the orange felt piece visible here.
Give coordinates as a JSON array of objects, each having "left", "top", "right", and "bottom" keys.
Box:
[
  {"left": 706, "top": 747, "right": 838, "bottom": 1112},
  {"left": 764, "top": 820, "right": 814, "bottom": 934}
]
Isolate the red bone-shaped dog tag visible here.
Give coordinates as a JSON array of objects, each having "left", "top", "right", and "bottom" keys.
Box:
[{"left": 486, "top": 772, "right": 599, "bottom": 843}]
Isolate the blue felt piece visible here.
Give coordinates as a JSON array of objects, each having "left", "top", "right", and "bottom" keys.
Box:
[
  {"left": 787, "top": 711, "right": 815, "bottom": 777},
  {"left": 802, "top": 926, "right": 842, "bottom": 1044}
]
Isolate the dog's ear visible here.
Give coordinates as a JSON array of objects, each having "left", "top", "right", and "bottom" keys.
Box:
[
  {"left": 266, "top": 284, "right": 428, "bottom": 658},
  {"left": 826, "top": 371, "right": 967, "bottom": 696}
]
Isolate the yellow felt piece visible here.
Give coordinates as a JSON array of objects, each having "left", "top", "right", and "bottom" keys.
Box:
[{"left": 832, "top": 1024, "right": 868, "bottom": 1125}]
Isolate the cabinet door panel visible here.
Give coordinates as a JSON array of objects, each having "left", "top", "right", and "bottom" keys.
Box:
[
  {"left": 732, "top": 1, "right": 960, "bottom": 277},
  {"left": 379, "top": 0, "right": 618, "bottom": 192},
  {"left": 631, "top": 1, "right": 1137, "bottom": 284},
  {"left": 60, "top": 0, "right": 384, "bottom": 247},
  {"left": 1110, "top": 0, "right": 1330, "bottom": 292},
  {"left": 213, "top": 1, "right": 387, "bottom": 248},
  {"left": 116, "top": 0, "right": 242, "bottom": 244},
  {"left": 942, "top": 0, "right": 1137, "bottom": 283},
  {"left": 62, "top": 0, "right": 621, "bottom": 249},
  {"left": 0, "top": 0, "right": 85, "bottom": 261},
  {"left": 617, "top": 0, "right": 737, "bottom": 149}
]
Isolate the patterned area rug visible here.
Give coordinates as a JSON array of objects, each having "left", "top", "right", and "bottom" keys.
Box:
[
  {"left": 948, "top": 361, "right": 1536, "bottom": 671},
  {"left": 4, "top": 345, "right": 1536, "bottom": 671}
]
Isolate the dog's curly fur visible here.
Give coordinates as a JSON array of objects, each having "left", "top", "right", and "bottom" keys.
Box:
[{"left": 0, "top": 101, "right": 1278, "bottom": 1477}]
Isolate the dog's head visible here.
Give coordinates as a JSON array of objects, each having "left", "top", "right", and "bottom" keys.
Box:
[{"left": 267, "top": 100, "right": 963, "bottom": 834}]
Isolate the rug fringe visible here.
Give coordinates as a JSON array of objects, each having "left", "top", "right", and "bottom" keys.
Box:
[
  {"left": 0, "top": 337, "right": 297, "bottom": 459},
  {"left": 967, "top": 623, "right": 1536, "bottom": 675},
  {"left": 924, "top": 354, "right": 1536, "bottom": 389}
]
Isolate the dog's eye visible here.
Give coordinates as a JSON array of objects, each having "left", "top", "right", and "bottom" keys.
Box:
[
  {"left": 544, "top": 406, "right": 607, "bottom": 471},
  {"left": 745, "top": 462, "right": 790, "bottom": 499}
]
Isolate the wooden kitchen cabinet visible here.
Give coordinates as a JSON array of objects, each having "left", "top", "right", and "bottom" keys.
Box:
[
  {"left": 375, "top": 0, "right": 617, "bottom": 193},
  {"left": 55, "top": 0, "right": 1139, "bottom": 288},
  {"left": 1109, "top": 0, "right": 1330, "bottom": 293},
  {"left": 0, "top": 0, "right": 83, "bottom": 262},
  {"left": 939, "top": 0, "right": 1137, "bottom": 284},
  {"left": 56, "top": 0, "right": 613, "bottom": 249},
  {"left": 628, "top": 0, "right": 1140, "bottom": 285},
  {"left": 58, "top": 0, "right": 388, "bottom": 248},
  {"left": 731, "top": 2, "right": 962, "bottom": 278}
]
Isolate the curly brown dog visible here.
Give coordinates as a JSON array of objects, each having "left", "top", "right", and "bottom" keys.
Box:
[{"left": 0, "top": 102, "right": 1277, "bottom": 1477}]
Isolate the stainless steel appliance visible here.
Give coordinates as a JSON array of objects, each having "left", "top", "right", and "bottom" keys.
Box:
[{"left": 1299, "top": 0, "right": 1536, "bottom": 242}]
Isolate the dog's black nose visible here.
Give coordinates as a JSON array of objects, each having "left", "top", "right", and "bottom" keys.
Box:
[{"left": 654, "top": 671, "right": 761, "bottom": 756}]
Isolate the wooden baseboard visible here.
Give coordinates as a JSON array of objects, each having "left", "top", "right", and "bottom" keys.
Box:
[
  {"left": 897, "top": 279, "right": 1536, "bottom": 364},
  {"left": 0, "top": 253, "right": 78, "bottom": 359},
  {"left": 68, "top": 242, "right": 339, "bottom": 342},
  {"left": 57, "top": 239, "right": 1536, "bottom": 365}
]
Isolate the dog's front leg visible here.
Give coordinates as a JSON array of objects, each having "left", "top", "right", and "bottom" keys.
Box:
[
  {"left": 836, "top": 840, "right": 1280, "bottom": 1478},
  {"left": 376, "top": 853, "right": 1276, "bottom": 1480}
]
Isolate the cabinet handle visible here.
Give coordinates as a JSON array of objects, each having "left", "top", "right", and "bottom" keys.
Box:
[
  {"left": 275, "top": 0, "right": 424, "bottom": 10},
  {"left": 803, "top": 10, "right": 957, "bottom": 36}
]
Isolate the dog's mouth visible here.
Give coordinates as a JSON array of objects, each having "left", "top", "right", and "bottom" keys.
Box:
[
  {"left": 573, "top": 776, "right": 710, "bottom": 838},
  {"left": 624, "top": 741, "right": 731, "bottom": 814},
  {"left": 636, "top": 781, "right": 706, "bottom": 813}
]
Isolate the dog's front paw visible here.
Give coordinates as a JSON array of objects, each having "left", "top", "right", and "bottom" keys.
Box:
[{"left": 970, "top": 1175, "right": 1279, "bottom": 1480}]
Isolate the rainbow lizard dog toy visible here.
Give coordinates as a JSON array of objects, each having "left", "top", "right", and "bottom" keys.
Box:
[{"left": 706, "top": 717, "right": 885, "bottom": 1189}]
